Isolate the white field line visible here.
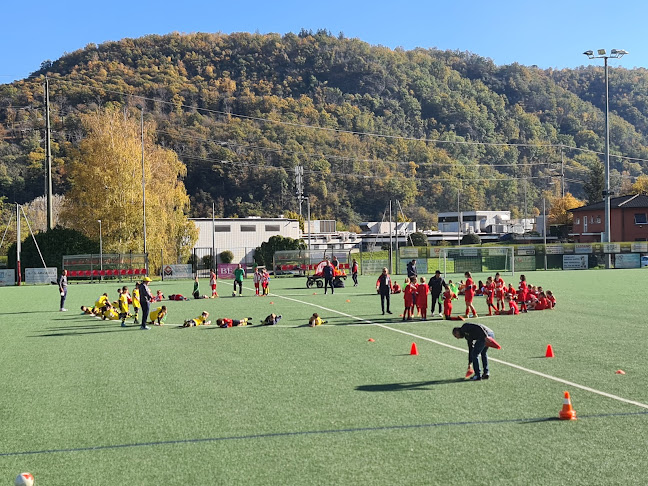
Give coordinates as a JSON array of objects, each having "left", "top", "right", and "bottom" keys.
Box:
[{"left": 259, "top": 287, "right": 648, "bottom": 411}]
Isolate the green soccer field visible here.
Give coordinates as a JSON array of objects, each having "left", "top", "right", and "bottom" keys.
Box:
[{"left": 1, "top": 270, "right": 647, "bottom": 485}]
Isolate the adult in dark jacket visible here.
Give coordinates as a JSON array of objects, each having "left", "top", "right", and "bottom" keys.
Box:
[
  {"left": 452, "top": 322, "right": 495, "bottom": 381},
  {"left": 322, "top": 260, "right": 335, "bottom": 294},
  {"left": 139, "top": 277, "right": 153, "bottom": 330},
  {"left": 406, "top": 260, "right": 417, "bottom": 278},
  {"left": 376, "top": 267, "right": 393, "bottom": 315},
  {"left": 429, "top": 270, "right": 445, "bottom": 317}
]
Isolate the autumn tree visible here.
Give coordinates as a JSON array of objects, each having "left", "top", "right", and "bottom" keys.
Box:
[
  {"left": 631, "top": 175, "right": 648, "bottom": 195},
  {"left": 548, "top": 193, "right": 585, "bottom": 226},
  {"left": 61, "top": 107, "right": 197, "bottom": 272}
]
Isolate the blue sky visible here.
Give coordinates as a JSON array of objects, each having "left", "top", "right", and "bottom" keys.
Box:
[{"left": 1, "top": 0, "right": 646, "bottom": 84}]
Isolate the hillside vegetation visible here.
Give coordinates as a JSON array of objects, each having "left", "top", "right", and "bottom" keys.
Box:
[{"left": 2, "top": 30, "right": 648, "bottom": 228}]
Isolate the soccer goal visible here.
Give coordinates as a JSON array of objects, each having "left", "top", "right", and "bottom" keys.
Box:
[{"left": 439, "top": 246, "right": 514, "bottom": 278}]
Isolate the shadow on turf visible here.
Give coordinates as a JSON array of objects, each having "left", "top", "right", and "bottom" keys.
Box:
[
  {"left": 0, "top": 310, "right": 56, "bottom": 315},
  {"left": 32, "top": 327, "right": 141, "bottom": 337},
  {"left": 356, "top": 378, "right": 468, "bottom": 392}
]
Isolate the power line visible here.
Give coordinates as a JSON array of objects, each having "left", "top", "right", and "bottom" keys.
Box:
[{"left": 45, "top": 77, "right": 648, "bottom": 161}]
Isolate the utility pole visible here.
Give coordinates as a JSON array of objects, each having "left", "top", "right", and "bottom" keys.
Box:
[
  {"left": 140, "top": 107, "right": 147, "bottom": 257},
  {"left": 560, "top": 147, "right": 565, "bottom": 198},
  {"left": 16, "top": 204, "right": 21, "bottom": 286},
  {"left": 44, "top": 78, "right": 54, "bottom": 230},
  {"left": 457, "top": 188, "right": 461, "bottom": 246},
  {"left": 212, "top": 202, "right": 216, "bottom": 270},
  {"left": 388, "top": 200, "right": 393, "bottom": 273},
  {"left": 295, "top": 165, "right": 304, "bottom": 218},
  {"left": 524, "top": 178, "right": 528, "bottom": 233}
]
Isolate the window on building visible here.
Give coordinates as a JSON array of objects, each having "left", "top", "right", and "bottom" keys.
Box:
[
  {"left": 575, "top": 217, "right": 580, "bottom": 225},
  {"left": 596, "top": 216, "right": 601, "bottom": 224},
  {"left": 319, "top": 220, "right": 336, "bottom": 233},
  {"left": 463, "top": 215, "right": 477, "bottom": 222},
  {"left": 634, "top": 213, "right": 648, "bottom": 224},
  {"left": 635, "top": 238, "right": 647, "bottom": 241},
  {"left": 214, "top": 226, "right": 231, "bottom": 232},
  {"left": 240, "top": 225, "right": 256, "bottom": 232},
  {"left": 265, "top": 225, "right": 280, "bottom": 232},
  {"left": 591, "top": 216, "right": 594, "bottom": 224},
  {"left": 439, "top": 216, "right": 458, "bottom": 223}
]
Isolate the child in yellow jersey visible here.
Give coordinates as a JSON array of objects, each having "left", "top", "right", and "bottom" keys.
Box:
[
  {"left": 182, "top": 311, "right": 211, "bottom": 327},
  {"left": 149, "top": 305, "right": 167, "bottom": 326},
  {"left": 118, "top": 287, "right": 130, "bottom": 327},
  {"left": 308, "top": 313, "right": 327, "bottom": 327},
  {"left": 132, "top": 283, "right": 141, "bottom": 325},
  {"left": 80, "top": 305, "right": 100, "bottom": 316},
  {"left": 95, "top": 293, "right": 110, "bottom": 310},
  {"left": 102, "top": 304, "right": 121, "bottom": 321}
]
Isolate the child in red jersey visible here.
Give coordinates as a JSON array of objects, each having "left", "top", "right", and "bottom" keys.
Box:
[
  {"left": 505, "top": 294, "right": 519, "bottom": 315},
  {"left": 529, "top": 292, "right": 549, "bottom": 310},
  {"left": 403, "top": 277, "right": 417, "bottom": 320},
  {"left": 476, "top": 280, "right": 485, "bottom": 296},
  {"left": 253, "top": 267, "right": 262, "bottom": 296},
  {"left": 506, "top": 283, "right": 517, "bottom": 300},
  {"left": 484, "top": 277, "right": 497, "bottom": 316},
  {"left": 261, "top": 269, "right": 270, "bottom": 296},
  {"left": 443, "top": 284, "right": 465, "bottom": 321},
  {"left": 546, "top": 290, "right": 556, "bottom": 308},
  {"left": 216, "top": 317, "right": 252, "bottom": 328},
  {"left": 518, "top": 275, "right": 529, "bottom": 313},
  {"left": 463, "top": 271, "right": 478, "bottom": 318},
  {"left": 416, "top": 276, "right": 430, "bottom": 320},
  {"left": 494, "top": 272, "right": 505, "bottom": 313}
]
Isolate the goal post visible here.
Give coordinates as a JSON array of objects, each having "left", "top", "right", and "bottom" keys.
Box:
[{"left": 440, "top": 246, "right": 514, "bottom": 279}]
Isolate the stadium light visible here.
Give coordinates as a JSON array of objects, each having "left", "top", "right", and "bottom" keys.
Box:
[
  {"left": 135, "top": 105, "right": 147, "bottom": 258},
  {"left": 98, "top": 219, "right": 103, "bottom": 279},
  {"left": 583, "top": 48, "right": 628, "bottom": 268}
]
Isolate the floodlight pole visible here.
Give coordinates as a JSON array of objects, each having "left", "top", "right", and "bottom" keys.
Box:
[
  {"left": 135, "top": 105, "right": 148, "bottom": 262},
  {"left": 584, "top": 49, "right": 628, "bottom": 268},
  {"left": 98, "top": 219, "right": 103, "bottom": 279},
  {"left": 16, "top": 203, "right": 21, "bottom": 286}
]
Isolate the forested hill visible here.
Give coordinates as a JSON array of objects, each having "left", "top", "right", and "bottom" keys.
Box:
[{"left": 2, "top": 30, "right": 648, "bottom": 228}]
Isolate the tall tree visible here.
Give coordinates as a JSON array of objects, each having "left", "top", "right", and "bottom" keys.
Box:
[
  {"left": 583, "top": 161, "right": 605, "bottom": 204},
  {"left": 548, "top": 192, "right": 585, "bottom": 225},
  {"left": 631, "top": 175, "right": 648, "bottom": 195},
  {"left": 61, "top": 107, "right": 197, "bottom": 271}
]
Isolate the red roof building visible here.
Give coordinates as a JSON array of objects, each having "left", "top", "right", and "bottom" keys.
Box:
[{"left": 569, "top": 194, "right": 648, "bottom": 243}]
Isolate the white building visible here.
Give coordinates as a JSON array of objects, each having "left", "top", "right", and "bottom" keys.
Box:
[
  {"left": 191, "top": 217, "right": 300, "bottom": 264},
  {"left": 437, "top": 211, "right": 512, "bottom": 234},
  {"left": 359, "top": 221, "right": 417, "bottom": 234}
]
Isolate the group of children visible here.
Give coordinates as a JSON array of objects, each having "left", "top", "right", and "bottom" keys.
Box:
[
  {"left": 458, "top": 272, "right": 557, "bottom": 317},
  {"left": 252, "top": 267, "right": 271, "bottom": 296},
  {"left": 78, "top": 281, "right": 294, "bottom": 328},
  {"left": 80, "top": 284, "right": 169, "bottom": 327},
  {"left": 395, "top": 271, "right": 557, "bottom": 321}
]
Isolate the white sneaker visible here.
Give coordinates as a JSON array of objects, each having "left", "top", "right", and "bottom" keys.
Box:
[
  {"left": 60, "top": 308, "right": 67, "bottom": 312},
  {"left": 141, "top": 325, "right": 151, "bottom": 330}
]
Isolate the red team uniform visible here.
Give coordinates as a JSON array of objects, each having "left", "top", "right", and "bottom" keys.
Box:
[
  {"left": 508, "top": 299, "right": 520, "bottom": 315},
  {"left": 416, "top": 282, "right": 429, "bottom": 319},
  {"left": 443, "top": 288, "right": 464, "bottom": 321},
  {"left": 403, "top": 282, "right": 417, "bottom": 319},
  {"left": 494, "top": 275, "right": 505, "bottom": 311}
]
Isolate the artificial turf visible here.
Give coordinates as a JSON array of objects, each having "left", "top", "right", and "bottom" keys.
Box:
[{"left": 1, "top": 269, "right": 647, "bottom": 485}]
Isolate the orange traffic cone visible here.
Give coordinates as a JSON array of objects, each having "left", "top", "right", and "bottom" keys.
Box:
[
  {"left": 559, "top": 391, "right": 577, "bottom": 420},
  {"left": 410, "top": 343, "right": 419, "bottom": 355},
  {"left": 545, "top": 344, "right": 555, "bottom": 358}
]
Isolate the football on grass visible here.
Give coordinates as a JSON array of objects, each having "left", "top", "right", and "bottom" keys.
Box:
[{"left": 15, "top": 473, "right": 34, "bottom": 486}]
